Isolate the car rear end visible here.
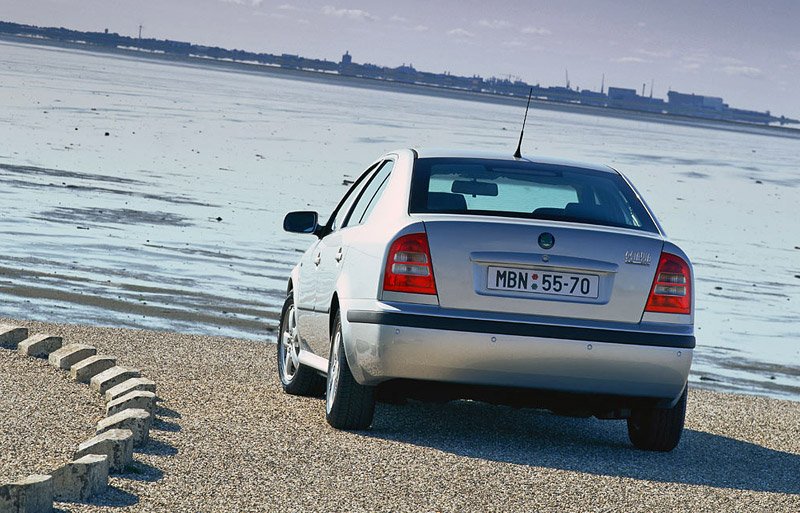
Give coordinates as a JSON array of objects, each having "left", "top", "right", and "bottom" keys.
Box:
[{"left": 342, "top": 154, "right": 694, "bottom": 412}]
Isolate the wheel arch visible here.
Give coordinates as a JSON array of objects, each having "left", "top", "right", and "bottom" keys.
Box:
[
  {"left": 327, "top": 291, "right": 369, "bottom": 385},
  {"left": 288, "top": 263, "right": 302, "bottom": 306},
  {"left": 328, "top": 292, "right": 340, "bottom": 340}
]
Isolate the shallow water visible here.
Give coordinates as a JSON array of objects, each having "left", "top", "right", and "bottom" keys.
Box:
[{"left": 1, "top": 41, "right": 799, "bottom": 399}]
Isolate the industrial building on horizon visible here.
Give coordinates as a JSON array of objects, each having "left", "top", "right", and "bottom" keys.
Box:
[
  {"left": 0, "top": 20, "right": 796, "bottom": 127},
  {"left": 337, "top": 51, "right": 797, "bottom": 126}
]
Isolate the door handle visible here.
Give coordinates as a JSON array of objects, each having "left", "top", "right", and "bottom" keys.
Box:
[
  {"left": 335, "top": 248, "right": 343, "bottom": 262},
  {"left": 314, "top": 253, "right": 321, "bottom": 266}
]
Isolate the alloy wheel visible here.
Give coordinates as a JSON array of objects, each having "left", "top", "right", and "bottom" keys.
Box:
[
  {"left": 326, "top": 330, "right": 342, "bottom": 413},
  {"left": 280, "top": 304, "right": 301, "bottom": 382}
]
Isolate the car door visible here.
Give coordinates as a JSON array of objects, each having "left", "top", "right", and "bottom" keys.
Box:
[
  {"left": 303, "top": 161, "right": 381, "bottom": 355},
  {"left": 293, "top": 238, "right": 321, "bottom": 350}
]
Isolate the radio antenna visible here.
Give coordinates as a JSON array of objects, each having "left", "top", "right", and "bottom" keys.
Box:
[{"left": 513, "top": 87, "right": 533, "bottom": 159}]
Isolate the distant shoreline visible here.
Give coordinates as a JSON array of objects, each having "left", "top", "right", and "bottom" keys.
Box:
[{"left": 3, "top": 34, "right": 800, "bottom": 142}]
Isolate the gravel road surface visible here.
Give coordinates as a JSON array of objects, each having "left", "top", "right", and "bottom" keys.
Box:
[
  {"left": 0, "top": 347, "right": 103, "bottom": 482},
  {"left": 1, "top": 317, "right": 798, "bottom": 512}
]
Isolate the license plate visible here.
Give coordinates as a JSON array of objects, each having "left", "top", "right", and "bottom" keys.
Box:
[{"left": 487, "top": 266, "right": 599, "bottom": 298}]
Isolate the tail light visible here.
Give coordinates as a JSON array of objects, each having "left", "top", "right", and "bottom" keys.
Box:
[
  {"left": 645, "top": 252, "right": 692, "bottom": 314},
  {"left": 383, "top": 233, "right": 437, "bottom": 295}
]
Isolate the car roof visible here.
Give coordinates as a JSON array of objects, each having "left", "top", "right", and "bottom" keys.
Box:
[{"left": 406, "top": 148, "right": 618, "bottom": 175}]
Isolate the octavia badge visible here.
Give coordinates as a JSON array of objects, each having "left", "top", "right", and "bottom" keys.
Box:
[
  {"left": 624, "top": 250, "right": 652, "bottom": 266},
  {"left": 538, "top": 232, "right": 555, "bottom": 250}
]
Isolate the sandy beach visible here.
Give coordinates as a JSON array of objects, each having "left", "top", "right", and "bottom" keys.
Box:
[{"left": 1, "top": 317, "right": 798, "bottom": 512}]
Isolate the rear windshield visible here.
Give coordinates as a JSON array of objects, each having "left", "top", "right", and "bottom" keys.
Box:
[{"left": 409, "top": 158, "right": 658, "bottom": 233}]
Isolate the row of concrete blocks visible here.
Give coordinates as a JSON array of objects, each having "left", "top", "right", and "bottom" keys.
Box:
[{"left": 0, "top": 325, "right": 159, "bottom": 513}]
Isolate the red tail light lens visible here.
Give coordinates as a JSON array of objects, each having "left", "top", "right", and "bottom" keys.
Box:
[
  {"left": 645, "top": 252, "right": 692, "bottom": 314},
  {"left": 383, "top": 233, "right": 437, "bottom": 295}
]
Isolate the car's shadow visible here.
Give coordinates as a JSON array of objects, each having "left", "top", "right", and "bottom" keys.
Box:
[{"left": 366, "top": 399, "right": 799, "bottom": 494}]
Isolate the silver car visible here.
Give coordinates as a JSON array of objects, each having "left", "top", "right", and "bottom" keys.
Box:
[{"left": 279, "top": 149, "right": 694, "bottom": 452}]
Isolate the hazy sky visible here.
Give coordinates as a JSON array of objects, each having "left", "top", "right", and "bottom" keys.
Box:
[{"left": 2, "top": 0, "right": 799, "bottom": 117}]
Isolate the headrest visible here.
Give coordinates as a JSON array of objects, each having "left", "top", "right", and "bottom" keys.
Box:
[{"left": 428, "top": 192, "right": 467, "bottom": 211}]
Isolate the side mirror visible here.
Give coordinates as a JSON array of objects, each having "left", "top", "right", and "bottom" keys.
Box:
[{"left": 283, "top": 211, "right": 319, "bottom": 234}]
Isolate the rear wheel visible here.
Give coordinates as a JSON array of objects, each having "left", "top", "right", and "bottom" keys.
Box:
[
  {"left": 277, "top": 295, "right": 324, "bottom": 396},
  {"left": 627, "top": 387, "right": 687, "bottom": 452},
  {"left": 325, "top": 311, "right": 375, "bottom": 430}
]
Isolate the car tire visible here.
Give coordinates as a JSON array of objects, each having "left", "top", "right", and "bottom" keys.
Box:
[
  {"left": 325, "top": 311, "right": 375, "bottom": 430},
  {"left": 627, "top": 386, "right": 687, "bottom": 452},
  {"left": 277, "top": 295, "right": 325, "bottom": 396}
]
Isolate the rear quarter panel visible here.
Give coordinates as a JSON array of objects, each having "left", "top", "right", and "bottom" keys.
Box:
[{"left": 333, "top": 150, "right": 418, "bottom": 305}]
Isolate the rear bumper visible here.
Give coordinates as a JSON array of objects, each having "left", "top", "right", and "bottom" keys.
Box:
[{"left": 342, "top": 304, "right": 693, "bottom": 401}]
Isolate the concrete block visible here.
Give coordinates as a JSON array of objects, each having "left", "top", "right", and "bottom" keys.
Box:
[
  {"left": 70, "top": 355, "right": 116, "bottom": 383},
  {"left": 90, "top": 366, "right": 141, "bottom": 395},
  {"left": 74, "top": 429, "right": 133, "bottom": 473},
  {"left": 17, "top": 334, "right": 63, "bottom": 358},
  {"left": 48, "top": 344, "right": 96, "bottom": 370},
  {"left": 50, "top": 454, "right": 108, "bottom": 502},
  {"left": 105, "top": 377, "right": 156, "bottom": 402},
  {"left": 106, "top": 391, "right": 156, "bottom": 416},
  {"left": 0, "top": 474, "right": 53, "bottom": 513},
  {"left": 0, "top": 325, "right": 29, "bottom": 350},
  {"left": 96, "top": 409, "right": 151, "bottom": 447}
]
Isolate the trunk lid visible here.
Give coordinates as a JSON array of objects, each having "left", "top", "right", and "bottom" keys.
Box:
[{"left": 423, "top": 216, "right": 663, "bottom": 324}]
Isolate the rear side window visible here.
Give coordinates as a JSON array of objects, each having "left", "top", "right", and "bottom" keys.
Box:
[
  {"left": 327, "top": 162, "right": 379, "bottom": 232},
  {"left": 344, "top": 160, "right": 394, "bottom": 227},
  {"left": 410, "top": 158, "right": 658, "bottom": 233}
]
